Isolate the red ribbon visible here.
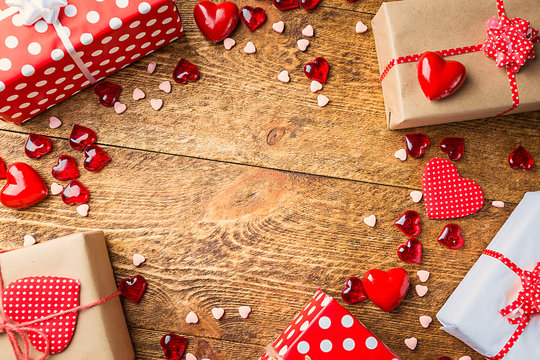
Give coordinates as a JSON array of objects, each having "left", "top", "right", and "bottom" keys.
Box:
[
  {"left": 380, "top": 0, "right": 539, "bottom": 116},
  {"left": 483, "top": 249, "right": 540, "bottom": 360}
]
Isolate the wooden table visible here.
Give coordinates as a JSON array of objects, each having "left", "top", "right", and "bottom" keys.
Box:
[{"left": 0, "top": 0, "right": 538, "bottom": 359}]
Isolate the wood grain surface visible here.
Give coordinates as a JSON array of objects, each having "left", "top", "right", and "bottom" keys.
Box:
[{"left": 0, "top": 0, "right": 538, "bottom": 359}]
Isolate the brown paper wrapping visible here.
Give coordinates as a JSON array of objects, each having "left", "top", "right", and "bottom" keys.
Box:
[
  {"left": 0, "top": 231, "right": 135, "bottom": 360},
  {"left": 372, "top": 0, "right": 540, "bottom": 130}
]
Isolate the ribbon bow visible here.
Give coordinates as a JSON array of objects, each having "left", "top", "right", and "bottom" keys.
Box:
[
  {"left": 5, "top": 0, "right": 67, "bottom": 25},
  {"left": 500, "top": 262, "right": 540, "bottom": 324}
]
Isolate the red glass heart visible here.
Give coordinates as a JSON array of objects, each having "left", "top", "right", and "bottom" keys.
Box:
[
  {"left": 0, "top": 162, "right": 48, "bottom": 209},
  {"left": 394, "top": 210, "right": 421, "bottom": 237},
  {"left": 404, "top": 133, "right": 430, "bottom": 158},
  {"left": 397, "top": 238, "right": 422, "bottom": 264},
  {"left": 160, "top": 333, "right": 188, "bottom": 360},
  {"left": 438, "top": 223, "right": 464, "bottom": 250},
  {"left": 69, "top": 124, "right": 97, "bottom": 151},
  {"left": 417, "top": 51, "right": 466, "bottom": 100},
  {"left": 304, "top": 57, "right": 329, "bottom": 83},
  {"left": 440, "top": 137, "right": 464, "bottom": 161},
  {"left": 273, "top": 0, "right": 299, "bottom": 10},
  {"left": 119, "top": 275, "right": 147, "bottom": 303},
  {"left": 437, "top": 357, "right": 452, "bottom": 360},
  {"left": 84, "top": 145, "right": 111, "bottom": 172},
  {"left": 363, "top": 268, "right": 410, "bottom": 312},
  {"left": 194, "top": 1, "right": 240, "bottom": 43},
  {"left": 0, "top": 157, "right": 6, "bottom": 179},
  {"left": 508, "top": 145, "right": 534, "bottom": 171},
  {"left": 94, "top": 81, "right": 122, "bottom": 106},
  {"left": 240, "top": 6, "right": 266, "bottom": 31},
  {"left": 61, "top": 179, "right": 89, "bottom": 205},
  {"left": 173, "top": 58, "right": 200, "bottom": 84},
  {"left": 52, "top": 155, "right": 79, "bottom": 181},
  {"left": 341, "top": 276, "right": 368, "bottom": 304},
  {"left": 300, "top": 0, "right": 320, "bottom": 10},
  {"left": 25, "top": 133, "right": 52, "bottom": 159}
]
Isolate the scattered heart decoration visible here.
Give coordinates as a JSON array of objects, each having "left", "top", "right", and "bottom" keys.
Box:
[
  {"left": 25, "top": 133, "right": 52, "bottom": 159},
  {"left": 299, "top": 0, "right": 320, "bottom": 10},
  {"left": 397, "top": 238, "right": 422, "bottom": 264},
  {"left": 341, "top": 276, "right": 368, "bottom": 304},
  {"left": 438, "top": 223, "right": 464, "bottom": 250},
  {"left": 160, "top": 333, "right": 188, "bottom": 360},
  {"left": 94, "top": 81, "right": 122, "bottom": 107},
  {"left": 404, "top": 133, "right": 430, "bottom": 158},
  {"left": 394, "top": 210, "right": 421, "bottom": 237},
  {"left": 440, "top": 137, "right": 464, "bottom": 161},
  {"left": 363, "top": 267, "right": 410, "bottom": 312},
  {"left": 417, "top": 51, "right": 466, "bottom": 100},
  {"left": 69, "top": 124, "right": 97, "bottom": 151},
  {"left": 84, "top": 145, "right": 111, "bottom": 172},
  {"left": 194, "top": 1, "right": 240, "bottom": 43},
  {"left": 0, "top": 162, "right": 48, "bottom": 209},
  {"left": 173, "top": 58, "right": 200, "bottom": 84},
  {"left": 508, "top": 145, "right": 534, "bottom": 171},
  {"left": 240, "top": 6, "right": 266, "bottom": 31},
  {"left": 61, "top": 179, "right": 90, "bottom": 205},
  {"left": 273, "top": 0, "right": 299, "bottom": 11},
  {"left": 119, "top": 275, "right": 147, "bottom": 303},
  {"left": 0, "top": 157, "right": 7, "bottom": 179},
  {"left": 52, "top": 155, "right": 80, "bottom": 181},
  {"left": 304, "top": 57, "right": 329, "bottom": 83}
]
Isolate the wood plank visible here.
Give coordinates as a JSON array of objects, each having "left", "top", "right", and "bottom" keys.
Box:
[{"left": 0, "top": 131, "right": 519, "bottom": 359}]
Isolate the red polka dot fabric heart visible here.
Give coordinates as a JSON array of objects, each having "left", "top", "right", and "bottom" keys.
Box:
[
  {"left": 2, "top": 276, "right": 80, "bottom": 354},
  {"left": 422, "top": 158, "right": 484, "bottom": 219}
]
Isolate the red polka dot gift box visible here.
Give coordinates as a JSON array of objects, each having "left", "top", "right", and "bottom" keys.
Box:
[
  {"left": 260, "top": 289, "right": 400, "bottom": 360},
  {"left": 0, "top": 0, "right": 184, "bottom": 125}
]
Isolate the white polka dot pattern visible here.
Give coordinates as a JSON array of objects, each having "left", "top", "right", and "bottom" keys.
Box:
[
  {"left": 2, "top": 276, "right": 81, "bottom": 354},
  {"left": 260, "top": 289, "right": 399, "bottom": 359},
  {"left": 422, "top": 158, "right": 484, "bottom": 219}
]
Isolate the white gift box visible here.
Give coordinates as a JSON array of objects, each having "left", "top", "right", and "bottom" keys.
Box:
[{"left": 437, "top": 191, "right": 540, "bottom": 359}]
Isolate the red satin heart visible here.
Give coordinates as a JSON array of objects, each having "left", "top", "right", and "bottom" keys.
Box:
[
  {"left": 240, "top": 6, "right": 266, "bottom": 31},
  {"left": 341, "top": 276, "right": 368, "bottom": 304},
  {"left": 508, "top": 145, "right": 534, "bottom": 171},
  {"left": 0, "top": 162, "right": 48, "bottom": 209},
  {"left": 304, "top": 57, "right": 329, "bottom": 83},
  {"left": 300, "top": 0, "right": 320, "bottom": 10},
  {"left": 173, "top": 59, "right": 200, "bottom": 84},
  {"left": 84, "top": 145, "right": 111, "bottom": 172},
  {"left": 440, "top": 137, "right": 464, "bottom": 161},
  {"left": 273, "top": 0, "right": 299, "bottom": 10},
  {"left": 363, "top": 268, "right": 409, "bottom": 312},
  {"left": 160, "top": 333, "right": 188, "bottom": 360},
  {"left": 69, "top": 124, "right": 97, "bottom": 151},
  {"left": 61, "top": 179, "right": 89, "bottom": 205},
  {"left": 397, "top": 238, "right": 422, "bottom": 264},
  {"left": 119, "top": 275, "right": 147, "bottom": 303},
  {"left": 0, "top": 157, "right": 6, "bottom": 179},
  {"left": 25, "top": 133, "right": 52, "bottom": 159},
  {"left": 94, "top": 81, "right": 122, "bottom": 106},
  {"left": 438, "top": 223, "right": 464, "bottom": 250},
  {"left": 394, "top": 210, "right": 421, "bottom": 237},
  {"left": 194, "top": 1, "right": 240, "bottom": 43},
  {"left": 52, "top": 155, "right": 79, "bottom": 181},
  {"left": 404, "top": 133, "right": 430, "bottom": 158},
  {"left": 417, "top": 51, "right": 466, "bottom": 100}
]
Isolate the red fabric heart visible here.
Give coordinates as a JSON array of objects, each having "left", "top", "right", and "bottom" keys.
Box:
[
  {"left": 397, "top": 238, "right": 422, "bottom": 264},
  {"left": 417, "top": 51, "right": 466, "bottom": 100},
  {"left": 423, "top": 158, "right": 484, "bottom": 219},
  {"left": 0, "top": 162, "right": 48, "bottom": 209},
  {"left": 363, "top": 268, "right": 409, "bottom": 312},
  {"left": 304, "top": 57, "right": 329, "bottom": 83},
  {"left": 119, "top": 275, "right": 147, "bottom": 303},
  {"left": 3, "top": 276, "right": 80, "bottom": 354},
  {"left": 240, "top": 6, "right": 266, "bottom": 31},
  {"left": 194, "top": 1, "right": 240, "bottom": 43}
]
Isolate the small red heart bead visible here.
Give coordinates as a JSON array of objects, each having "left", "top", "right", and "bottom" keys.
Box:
[
  {"left": 508, "top": 145, "right": 534, "bottom": 171},
  {"left": 394, "top": 210, "right": 421, "bottom": 237},
  {"left": 341, "top": 276, "right": 368, "bottom": 304},
  {"left": 417, "top": 51, "right": 466, "bottom": 100},
  {"left": 440, "top": 137, "right": 464, "bottom": 161},
  {"left": 119, "top": 275, "right": 147, "bottom": 303},
  {"left": 240, "top": 6, "right": 266, "bottom": 31},
  {"left": 438, "top": 223, "right": 464, "bottom": 250},
  {"left": 404, "top": 133, "right": 430, "bottom": 158},
  {"left": 194, "top": 1, "right": 239, "bottom": 43},
  {"left": 52, "top": 155, "right": 79, "bottom": 181},
  {"left": 84, "top": 145, "right": 111, "bottom": 172},
  {"left": 94, "top": 81, "right": 122, "bottom": 106},
  {"left": 397, "top": 238, "right": 422, "bottom": 264},
  {"left": 0, "top": 157, "right": 7, "bottom": 179},
  {"left": 273, "top": 0, "right": 299, "bottom": 10},
  {"left": 173, "top": 59, "right": 200, "bottom": 84},
  {"left": 0, "top": 162, "right": 48, "bottom": 209},
  {"left": 304, "top": 57, "right": 329, "bottom": 83},
  {"left": 363, "top": 268, "right": 410, "bottom": 312},
  {"left": 437, "top": 357, "right": 452, "bottom": 360},
  {"left": 25, "top": 133, "right": 52, "bottom": 159},
  {"left": 69, "top": 124, "right": 97, "bottom": 151},
  {"left": 160, "top": 333, "right": 188, "bottom": 360},
  {"left": 61, "top": 179, "right": 89, "bottom": 205},
  {"left": 300, "top": 0, "right": 320, "bottom": 10}
]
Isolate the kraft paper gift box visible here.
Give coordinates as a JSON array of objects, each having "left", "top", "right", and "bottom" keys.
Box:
[
  {"left": 372, "top": 0, "right": 540, "bottom": 129},
  {"left": 437, "top": 191, "right": 540, "bottom": 359}
]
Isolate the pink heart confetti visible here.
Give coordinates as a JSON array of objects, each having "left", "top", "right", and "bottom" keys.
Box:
[
  {"left": 186, "top": 311, "right": 199, "bottom": 324},
  {"left": 415, "top": 285, "right": 428, "bottom": 297},
  {"left": 151, "top": 99, "right": 163, "bottom": 111},
  {"left": 459, "top": 357, "right": 472, "bottom": 360},
  {"left": 51, "top": 182, "right": 63, "bottom": 195},
  {"left": 404, "top": 337, "right": 417, "bottom": 350},
  {"left": 272, "top": 21, "right": 284, "bottom": 34},
  {"left": 277, "top": 70, "right": 290, "bottom": 83},
  {"left": 133, "top": 253, "right": 146, "bottom": 267},
  {"left": 186, "top": 354, "right": 197, "bottom": 360},
  {"left": 159, "top": 81, "right": 172, "bottom": 93},
  {"left": 355, "top": 21, "right": 368, "bottom": 34},
  {"left": 297, "top": 39, "right": 309, "bottom": 52},
  {"left": 238, "top": 306, "right": 251, "bottom": 319},
  {"left": 302, "top": 25, "right": 314, "bottom": 37},
  {"left": 49, "top": 116, "right": 62, "bottom": 129},
  {"left": 212, "top": 307, "right": 225, "bottom": 320},
  {"left": 394, "top": 149, "right": 407, "bottom": 161},
  {"left": 147, "top": 61, "right": 157, "bottom": 74},
  {"left": 417, "top": 270, "right": 430, "bottom": 282},
  {"left": 133, "top": 88, "right": 145, "bottom": 100},
  {"left": 114, "top": 102, "right": 127, "bottom": 114},
  {"left": 492, "top": 200, "right": 505, "bottom": 208},
  {"left": 317, "top": 95, "right": 329, "bottom": 107},
  {"left": 23, "top": 235, "right": 36, "bottom": 247},
  {"left": 76, "top": 204, "right": 89, "bottom": 217},
  {"left": 363, "top": 215, "right": 376, "bottom": 227},
  {"left": 410, "top": 190, "right": 423, "bottom": 203},
  {"left": 310, "top": 80, "right": 322, "bottom": 93},
  {"left": 244, "top": 42, "right": 256, "bottom": 54},
  {"left": 223, "top": 37, "right": 236, "bottom": 50},
  {"left": 419, "top": 315, "right": 432, "bottom": 328}
]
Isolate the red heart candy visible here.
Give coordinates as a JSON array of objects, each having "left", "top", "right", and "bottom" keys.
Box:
[
  {"left": 69, "top": 124, "right": 97, "bottom": 151},
  {"left": 0, "top": 162, "right": 48, "bottom": 209},
  {"left": 404, "top": 133, "right": 430, "bottom": 158},
  {"left": 0, "top": 157, "right": 6, "bottom": 179},
  {"left": 438, "top": 223, "right": 464, "bottom": 250},
  {"left": 300, "top": 0, "right": 320, "bottom": 10},
  {"left": 119, "top": 275, "right": 147, "bottom": 303},
  {"left": 194, "top": 1, "right": 239, "bottom": 43},
  {"left": 341, "top": 276, "right": 368, "bottom": 304},
  {"left": 440, "top": 137, "right": 464, "bottom": 161},
  {"left": 94, "top": 81, "right": 122, "bottom": 106},
  {"left": 25, "top": 133, "right": 52, "bottom": 159},
  {"left": 84, "top": 145, "right": 111, "bottom": 172},
  {"left": 173, "top": 58, "right": 200, "bottom": 84},
  {"left": 52, "top": 155, "right": 79, "bottom": 181},
  {"left": 397, "top": 238, "right": 422, "bottom": 264},
  {"left": 508, "top": 145, "right": 534, "bottom": 171},
  {"left": 423, "top": 158, "right": 484, "bottom": 219},
  {"left": 273, "top": 0, "right": 299, "bottom": 10},
  {"left": 240, "top": 6, "right": 266, "bottom": 31},
  {"left": 160, "top": 333, "right": 188, "bottom": 360},
  {"left": 363, "top": 268, "right": 409, "bottom": 312},
  {"left": 304, "top": 57, "right": 329, "bottom": 83},
  {"left": 394, "top": 210, "right": 421, "bottom": 237},
  {"left": 61, "top": 179, "right": 89, "bottom": 205},
  {"left": 417, "top": 51, "right": 466, "bottom": 100}
]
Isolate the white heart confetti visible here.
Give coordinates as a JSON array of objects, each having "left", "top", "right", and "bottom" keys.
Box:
[
  {"left": 76, "top": 204, "right": 89, "bottom": 217},
  {"left": 244, "top": 41, "right": 256, "bottom": 54},
  {"left": 23, "top": 235, "right": 36, "bottom": 247},
  {"left": 277, "top": 70, "right": 290, "bottom": 83},
  {"left": 272, "top": 21, "right": 284, "bottom": 33},
  {"left": 417, "top": 270, "right": 430, "bottom": 283},
  {"left": 492, "top": 200, "right": 505, "bottom": 208},
  {"left": 212, "top": 307, "right": 225, "bottom": 320},
  {"left": 394, "top": 149, "right": 407, "bottom": 161},
  {"left": 133, "top": 253, "right": 146, "bottom": 267},
  {"left": 159, "top": 81, "right": 171, "bottom": 93},
  {"left": 150, "top": 99, "right": 163, "bottom": 111},
  {"left": 363, "top": 215, "right": 376, "bottom": 227},
  {"left": 223, "top": 37, "right": 236, "bottom": 50},
  {"left": 51, "top": 182, "right": 63, "bottom": 195},
  {"left": 419, "top": 315, "right": 432, "bottom": 328},
  {"left": 355, "top": 21, "right": 368, "bottom": 34},
  {"left": 404, "top": 337, "right": 417, "bottom": 350},
  {"left": 310, "top": 80, "right": 322, "bottom": 93},
  {"left": 297, "top": 39, "right": 309, "bottom": 52},
  {"left": 114, "top": 102, "right": 127, "bottom": 114},
  {"left": 147, "top": 61, "right": 156, "bottom": 74},
  {"left": 186, "top": 311, "right": 199, "bottom": 324},
  {"left": 186, "top": 354, "right": 197, "bottom": 360},
  {"left": 416, "top": 285, "right": 428, "bottom": 297},
  {"left": 459, "top": 357, "right": 472, "bottom": 360},
  {"left": 49, "top": 116, "right": 62, "bottom": 129},
  {"left": 410, "top": 190, "right": 423, "bottom": 203},
  {"left": 239, "top": 306, "right": 251, "bottom": 319},
  {"left": 302, "top": 25, "right": 314, "bottom": 37},
  {"left": 133, "top": 88, "right": 145, "bottom": 100},
  {"left": 317, "top": 94, "right": 329, "bottom": 107}
]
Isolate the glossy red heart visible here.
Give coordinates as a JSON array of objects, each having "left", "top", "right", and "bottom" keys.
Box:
[
  {"left": 440, "top": 137, "right": 464, "bottom": 161},
  {"left": 194, "top": 1, "right": 240, "bottom": 43},
  {"left": 417, "top": 51, "right": 466, "bottom": 100},
  {"left": 25, "top": 133, "right": 52, "bottom": 159},
  {"left": 84, "top": 145, "right": 111, "bottom": 172},
  {"left": 404, "top": 133, "right": 430, "bottom": 158},
  {"left": 341, "top": 276, "right": 368, "bottom": 304},
  {"left": 438, "top": 223, "right": 464, "bottom": 250},
  {"left": 173, "top": 59, "right": 200, "bottom": 84},
  {"left": 508, "top": 145, "right": 534, "bottom": 171},
  {"left": 397, "top": 238, "right": 422, "bottom": 264},
  {"left": 363, "top": 268, "right": 409, "bottom": 312},
  {"left": 61, "top": 179, "right": 89, "bottom": 205},
  {"left": 94, "top": 81, "right": 122, "bottom": 106},
  {"left": 52, "top": 155, "right": 79, "bottom": 181},
  {"left": 304, "top": 57, "right": 329, "bottom": 83},
  {"left": 273, "top": 0, "right": 299, "bottom": 10},
  {"left": 0, "top": 162, "right": 48, "bottom": 209},
  {"left": 119, "top": 275, "right": 147, "bottom": 303},
  {"left": 69, "top": 124, "right": 97, "bottom": 151},
  {"left": 240, "top": 6, "right": 266, "bottom": 31},
  {"left": 160, "top": 333, "right": 188, "bottom": 360},
  {"left": 394, "top": 210, "right": 421, "bottom": 237},
  {"left": 300, "top": 0, "right": 320, "bottom": 10},
  {"left": 0, "top": 157, "right": 6, "bottom": 179}
]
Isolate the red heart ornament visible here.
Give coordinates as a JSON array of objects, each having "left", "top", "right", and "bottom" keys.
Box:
[
  {"left": 423, "top": 158, "right": 484, "bottom": 219},
  {"left": 94, "top": 81, "right": 122, "bottom": 106},
  {"left": 304, "top": 57, "right": 329, "bottom": 83},
  {"left": 25, "top": 133, "right": 53, "bottom": 159},
  {"left": 440, "top": 137, "right": 464, "bottom": 161},
  {"left": 438, "top": 223, "right": 464, "bottom": 250},
  {"left": 404, "top": 133, "right": 430, "bottom": 158},
  {"left": 341, "top": 276, "right": 368, "bottom": 304},
  {"left": 397, "top": 238, "right": 422, "bottom": 264},
  {"left": 273, "top": 0, "right": 299, "bottom": 10},
  {"left": 160, "top": 333, "right": 188, "bottom": 360},
  {"left": 84, "top": 145, "right": 111, "bottom": 172},
  {"left": 0, "top": 157, "right": 6, "bottom": 179},
  {"left": 363, "top": 268, "right": 409, "bottom": 312},
  {"left": 394, "top": 210, "right": 421, "bottom": 237},
  {"left": 69, "top": 124, "right": 97, "bottom": 151},
  {"left": 119, "top": 275, "right": 147, "bottom": 303},
  {"left": 240, "top": 6, "right": 266, "bottom": 31},
  {"left": 0, "top": 162, "right": 48, "bottom": 209},
  {"left": 3, "top": 276, "right": 80, "bottom": 354},
  {"left": 173, "top": 58, "right": 200, "bottom": 84},
  {"left": 61, "top": 179, "right": 90, "bottom": 205},
  {"left": 417, "top": 51, "right": 466, "bottom": 100},
  {"left": 300, "top": 0, "right": 320, "bottom": 10},
  {"left": 508, "top": 145, "right": 534, "bottom": 171},
  {"left": 194, "top": 1, "right": 240, "bottom": 43},
  {"left": 52, "top": 155, "right": 80, "bottom": 181}
]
